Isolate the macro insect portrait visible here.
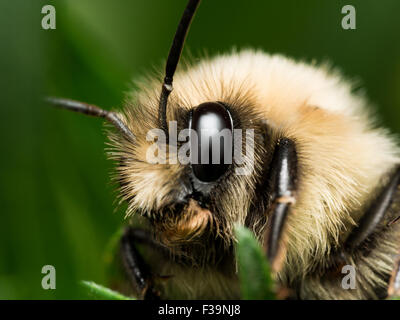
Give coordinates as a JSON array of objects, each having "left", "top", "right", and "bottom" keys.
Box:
[{"left": 1, "top": 0, "right": 400, "bottom": 303}]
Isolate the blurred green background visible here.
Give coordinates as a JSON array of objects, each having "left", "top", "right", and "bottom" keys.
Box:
[{"left": 0, "top": 0, "right": 399, "bottom": 299}]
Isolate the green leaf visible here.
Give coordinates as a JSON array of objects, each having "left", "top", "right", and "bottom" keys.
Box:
[
  {"left": 80, "top": 280, "right": 134, "bottom": 300},
  {"left": 235, "top": 225, "right": 276, "bottom": 300}
]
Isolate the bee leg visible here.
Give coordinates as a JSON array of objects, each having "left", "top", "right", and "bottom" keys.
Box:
[
  {"left": 345, "top": 167, "right": 400, "bottom": 252},
  {"left": 336, "top": 167, "right": 400, "bottom": 297},
  {"left": 264, "top": 138, "right": 298, "bottom": 272},
  {"left": 120, "top": 227, "right": 164, "bottom": 300}
]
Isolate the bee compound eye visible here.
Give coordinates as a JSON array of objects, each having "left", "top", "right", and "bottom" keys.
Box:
[{"left": 189, "top": 102, "right": 233, "bottom": 182}]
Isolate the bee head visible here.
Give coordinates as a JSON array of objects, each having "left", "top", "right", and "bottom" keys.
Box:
[
  {"left": 102, "top": 0, "right": 268, "bottom": 249},
  {"left": 108, "top": 83, "right": 270, "bottom": 249}
]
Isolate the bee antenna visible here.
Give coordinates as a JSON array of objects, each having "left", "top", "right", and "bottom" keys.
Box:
[
  {"left": 46, "top": 97, "right": 135, "bottom": 142},
  {"left": 158, "top": 0, "right": 201, "bottom": 140}
]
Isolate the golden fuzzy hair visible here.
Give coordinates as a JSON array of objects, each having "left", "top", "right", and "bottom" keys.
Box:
[{"left": 108, "top": 49, "right": 400, "bottom": 299}]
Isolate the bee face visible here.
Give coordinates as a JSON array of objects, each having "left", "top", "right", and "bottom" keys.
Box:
[{"left": 109, "top": 77, "right": 269, "bottom": 248}]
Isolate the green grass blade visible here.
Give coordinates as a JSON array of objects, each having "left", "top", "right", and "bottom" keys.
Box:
[
  {"left": 80, "top": 280, "right": 134, "bottom": 300},
  {"left": 235, "top": 225, "right": 276, "bottom": 300}
]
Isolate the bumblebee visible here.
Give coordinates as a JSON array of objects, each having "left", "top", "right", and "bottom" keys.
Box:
[{"left": 49, "top": 0, "right": 400, "bottom": 299}]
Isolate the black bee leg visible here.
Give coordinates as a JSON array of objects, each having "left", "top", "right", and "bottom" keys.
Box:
[
  {"left": 264, "top": 138, "right": 298, "bottom": 272},
  {"left": 336, "top": 167, "right": 400, "bottom": 298},
  {"left": 121, "top": 228, "right": 164, "bottom": 300},
  {"left": 345, "top": 167, "right": 400, "bottom": 252}
]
